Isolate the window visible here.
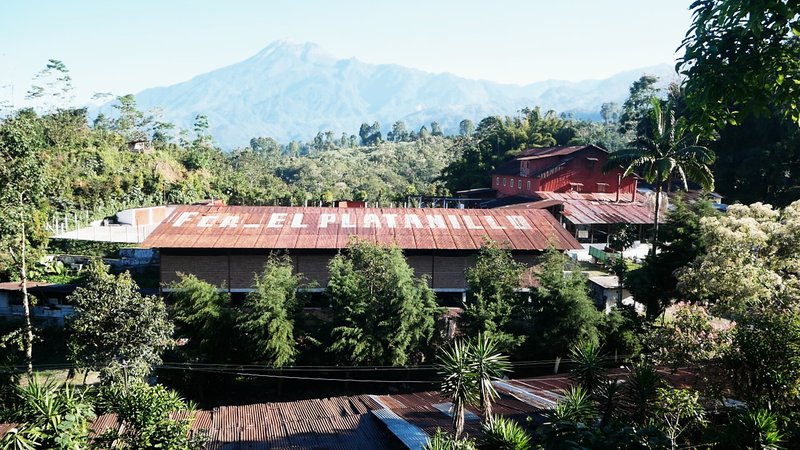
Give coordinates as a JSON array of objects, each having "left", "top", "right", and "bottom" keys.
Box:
[
  {"left": 597, "top": 182, "right": 609, "bottom": 193},
  {"left": 517, "top": 179, "right": 522, "bottom": 189},
  {"left": 496, "top": 177, "right": 500, "bottom": 186},
  {"left": 527, "top": 180, "right": 531, "bottom": 190},
  {"left": 503, "top": 178, "right": 507, "bottom": 186},
  {"left": 510, "top": 178, "right": 514, "bottom": 187}
]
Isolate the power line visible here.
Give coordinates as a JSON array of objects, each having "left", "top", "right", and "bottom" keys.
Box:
[
  {"left": 157, "top": 366, "right": 438, "bottom": 384},
  {"left": 0, "top": 354, "right": 637, "bottom": 375}
]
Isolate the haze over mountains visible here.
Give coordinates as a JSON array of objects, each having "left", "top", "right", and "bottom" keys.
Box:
[{"left": 133, "top": 39, "right": 678, "bottom": 149}]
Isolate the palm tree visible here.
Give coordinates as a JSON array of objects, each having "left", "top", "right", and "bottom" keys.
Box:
[
  {"left": 470, "top": 333, "right": 511, "bottom": 424},
  {"left": 438, "top": 339, "right": 478, "bottom": 439},
  {"left": 549, "top": 386, "right": 597, "bottom": 424},
  {"left": 605, "top": 98, "right": 715, "bottom": 257},
  {"left": 568, "top": 340, "right": 607, "bottom": 396},
  {"left": 625, "top": 358, "right": 663, "bottom": 424}
]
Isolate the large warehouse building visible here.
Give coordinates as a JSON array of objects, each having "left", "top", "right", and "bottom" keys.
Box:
[{"left": 143, "top": 205, "right": 581, "bottom": 297}]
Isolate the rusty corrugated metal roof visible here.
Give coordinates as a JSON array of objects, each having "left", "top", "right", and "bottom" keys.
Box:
[
  {"left": 0, "top": 281, "right": 56, "bottom": 291},
  {"left": 0, "top": 369, "right": 699, "bottom": 446},
  {"left": 373, "top": 380, "right": 548, "bottom": 438},
  {"left": 503, "top": 192, "right": 659, "bottom": 226},
  {"left": 206, "top": 394, "right": 394, "bottom": 450},
  {"left": 142, "top": 206, "right": 582, "bottom": 251}
]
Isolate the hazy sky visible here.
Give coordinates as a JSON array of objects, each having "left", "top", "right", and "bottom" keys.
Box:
[{"left": 1, "top": 1, "right": 694, "bottom": 106}]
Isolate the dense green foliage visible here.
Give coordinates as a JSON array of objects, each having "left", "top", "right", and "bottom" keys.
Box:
[
  {"left": 677, "top": 201, "right": 800, "bottom": 316},
  {"left": 677, "top": 0, "right": 800, "bottom": 206},
  {"left": 94, "top": 383, "right": 206, "bottom": 449},
  {"left": 66, "top": 262, "right": 173, "bottom": 382},
  {"left": 679, "top": 0, "right": 800, "bottom": 128},
  {"left": 0, "top": 377, "right": 93, "bottom": 450},
  {"left": 170, "top": 274, "right": 234, "bottom": 363},
  {"left": 528, "top": 250, "right": 603, "bottom": 365},
  {"left": 724, "top": 308, "right": 800, "bottom": 421},
  {"left": 481, "top": 415, "right": 533, "bottom": 450},
  {"left": 4, "top": 4, "right": 800, "bottom": 443},
  {"left": 0, "top": 377, "right": 205, "bottom": 450},
  {"left": 327, "top": 240, "right": 440, "bottom": 365},
  {"left": 626, "top": 198, "right": 718, "bottom": 317},
  {"left": 719, "top": 112, "right": 800, "bottom": 206}
]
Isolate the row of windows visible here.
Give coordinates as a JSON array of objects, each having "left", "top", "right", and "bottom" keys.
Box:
[
  {"left": 495, "top": 176, "right": 611, "bottom": 193},
  {"left": 495, "top": 176, "right": 532, "bottom": 191}
]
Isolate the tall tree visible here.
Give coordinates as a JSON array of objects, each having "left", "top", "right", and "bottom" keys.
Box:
[
  {"left": 238, "top": 255, "right": 302, "bottom": 367},
  {"left": 533, "top": 249, "right": 603, "bottom": 373},
  {"left": 710, "top": 114, "right": 800, "bottom": 206},
  {"left": 66, "top": 262, "right": 173, "bottom": 383},
  {"left": 600, "top": 102, "right": 620, "bottom": 125},
  {"left": 430, "top": 121, "right": 444, "bottom": 137},
  {"left": 459, "top": 119, "right": 475, "bottom": 136},
  {"left": 0, "top": 110, "right": 49, "bottom": 374},
  {"left": 677, "top": 201, "right": 800, "bottom": 316},
  {"left": 358, "top": 121, "right": 382, "bottom": 146},
  {"left": 327, "top": 240, "right": 439, "bottom": 366},
  {"left": 170, "top": 274, "right": 233, "bottom": 362},
  {"left": 112, "top": 94, "right": 151, "bottom": 141},
  {"left": 605, "top": 99, "right": 715, "bottom": 256},
  {"left": 618, "top": 75, "right": 660, "bottom": 135},
  {"left": 26, "top": 59, "right": 74, "bottom": 110},
  {"left": 459, "top": 243, "right": 524, "bottom": 352},
  {"left": 418, "top": 125, "right": 431, "bottom": 141},
  {"left": 388, "top": 121, "right": 408, "bottom": 142}
]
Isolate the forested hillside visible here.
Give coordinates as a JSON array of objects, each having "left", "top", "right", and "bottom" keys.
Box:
[
  {"left": 0, "top": 76, "right": 633, "bottom": 278},
  {"left": 2, "top": 57, "right": 798, "bottom": 282}
]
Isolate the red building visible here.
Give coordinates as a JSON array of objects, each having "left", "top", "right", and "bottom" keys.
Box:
[
  {"left": 484, "top": 145, "right": 658, "bottom": 245},
  {"left": 491, "top": 145, "right": 637, "bottom": 199}
]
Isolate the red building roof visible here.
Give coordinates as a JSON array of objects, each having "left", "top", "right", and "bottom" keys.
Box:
[
  {"left": 515, "top": 144, "right": 607, "bottom": 160},
  {"left": 143, "top": 206, "right": 582, "bottom": 251}
]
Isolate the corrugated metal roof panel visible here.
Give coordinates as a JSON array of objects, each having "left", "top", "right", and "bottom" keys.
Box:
[
  {"left": 371, "top": 408, "right": 429, "bottom": 450},
  {"left": 509, "top": 191, "right": 660, "bottom": 225},
  {"left": 143, "top": 206, "right": 581, "bottom": 251}
]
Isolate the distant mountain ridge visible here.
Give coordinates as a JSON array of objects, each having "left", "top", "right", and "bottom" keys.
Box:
[{"left": 132, "top": 39, "right": 678, "bottom": 148}]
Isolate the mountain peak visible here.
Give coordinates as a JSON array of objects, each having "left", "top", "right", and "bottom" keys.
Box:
[
  {"left": 133, "top": 42, "right": 678, "bottom": 148},
  {"left": 253, "top": 39, "right": 334, "bottom": 64}
]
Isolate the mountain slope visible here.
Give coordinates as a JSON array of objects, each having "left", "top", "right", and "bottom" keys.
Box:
[{"left": 133, "top": 39, "right": 677, "bottom": 148}]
